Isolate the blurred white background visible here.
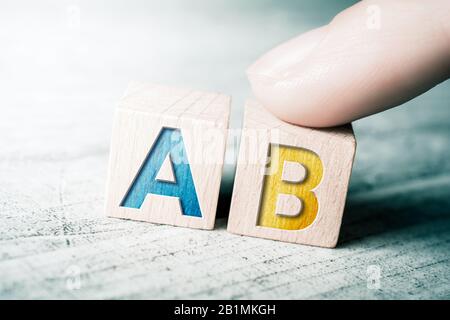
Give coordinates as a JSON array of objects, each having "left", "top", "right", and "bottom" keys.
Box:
[{"left": 0, "top": 0, "right": 356, "bottom": 154}]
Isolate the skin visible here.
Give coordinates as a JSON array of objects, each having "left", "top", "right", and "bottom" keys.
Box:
[{"left": 247, "top": 0, "right": 450, "bottom": 127}]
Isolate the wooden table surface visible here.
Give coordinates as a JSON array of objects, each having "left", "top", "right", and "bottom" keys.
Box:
[{"left": 1, "top": 0, "right": 449, "bottom": 299}]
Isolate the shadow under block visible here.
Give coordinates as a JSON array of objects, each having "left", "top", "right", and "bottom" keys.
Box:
[
  {"left": 227, "top": 100, "right": 356, "bottom": 247},
  {"left": 105, "top": 82, "right": 230, "bottom": 230}
]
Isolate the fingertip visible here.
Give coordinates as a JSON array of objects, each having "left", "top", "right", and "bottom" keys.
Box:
[{"left": 247, "top": 0, "right": 450, "bottom": 128}]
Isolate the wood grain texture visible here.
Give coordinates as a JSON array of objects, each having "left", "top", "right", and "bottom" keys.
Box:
[
  {"left": 228, "top": 100, "right": 356, "bottom": 247},
  {"left": 281, "top": 161, "right": 307, "bottom": 183},
  {"left": 155, "top": 154, "right": 176, "bottom": 183},
  {"left": 105, "top": 83, "right": 230, "bottom": 230},
  {"left": 275, "top": 193, "right": 303, "bottom": 217}
]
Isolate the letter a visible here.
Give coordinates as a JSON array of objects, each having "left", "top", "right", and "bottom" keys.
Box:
[{"left": 121, "top": 127, "right": 202, "bottom": 217}]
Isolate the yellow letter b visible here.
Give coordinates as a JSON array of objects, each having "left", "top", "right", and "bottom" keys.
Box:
[{"left": 257, "top": 144, "right": 323, "bottom": 230}]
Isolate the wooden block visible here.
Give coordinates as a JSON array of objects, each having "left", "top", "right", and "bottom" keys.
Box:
[
  {"left": 105, "top": 82, "right": 230, "bottom": 230},
  {"left": 227, "top": 100, "right": 356, "bottom": 247}
]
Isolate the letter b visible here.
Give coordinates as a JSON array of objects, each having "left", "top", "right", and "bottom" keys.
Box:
[{"left": 257, "top": 144, "right": 324, "bottom": 230}]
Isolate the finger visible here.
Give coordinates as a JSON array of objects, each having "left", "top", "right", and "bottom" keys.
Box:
[{"left": 247, "top": 0, "right": 450, "bottom": 127}]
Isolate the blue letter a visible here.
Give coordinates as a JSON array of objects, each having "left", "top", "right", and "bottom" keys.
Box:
[{"left": 121, "top": 127, "right": 202, "bottom": 217}]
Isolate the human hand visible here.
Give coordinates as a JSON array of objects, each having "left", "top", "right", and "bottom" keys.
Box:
[{"left": 247, "top": 0, "right": 450, "bottom": 127}]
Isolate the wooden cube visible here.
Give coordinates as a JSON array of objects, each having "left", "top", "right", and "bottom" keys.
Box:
[
  {"left": 227, "top": 100, "right": 356, "bottom": 247},
  {"left": 105, "top": 82, "right": 230, "bottom": 230}
]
